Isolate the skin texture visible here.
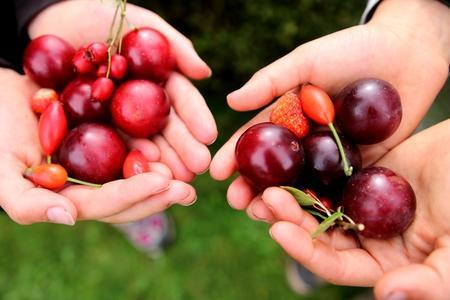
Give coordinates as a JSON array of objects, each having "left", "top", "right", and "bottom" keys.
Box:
[
  {"left": 0, "top": 0, "right": 217, "bottom": 225},
  {"left": 210, "top": 0, "right": 450, "bottom": 298}
]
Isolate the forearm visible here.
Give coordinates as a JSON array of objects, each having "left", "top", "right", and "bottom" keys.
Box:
[{"left": 369, "top": 0, "right": 450, "bottom": 64}]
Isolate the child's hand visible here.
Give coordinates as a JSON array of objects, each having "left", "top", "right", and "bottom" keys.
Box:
[
  {"left": 29, "top": 0, "right": 218, "bottom": 181},
  {"left": 0, "top": 69, "right": 196, "bottom": 225}
]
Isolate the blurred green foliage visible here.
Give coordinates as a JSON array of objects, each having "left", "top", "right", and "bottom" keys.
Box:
[{"left": 142, "top": 0, "right": 365, "bottom": 98}]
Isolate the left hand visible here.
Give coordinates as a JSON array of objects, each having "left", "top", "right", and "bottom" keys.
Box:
[
  {"left": 28, "top": 0, "right": 218, "bottom": 181},
  {"left": 246, "top": 120, "right": 450, "bottom": 293}
]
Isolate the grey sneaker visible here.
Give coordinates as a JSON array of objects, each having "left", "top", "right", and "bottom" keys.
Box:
[
  {"left": 115, "top": 212, "right": 176, "bottom": 259},
  {"left": 285, "top": 259, "right": 326, "bottom": 295}
]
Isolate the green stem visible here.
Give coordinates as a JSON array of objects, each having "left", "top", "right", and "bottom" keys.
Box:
[
  {"left": 46, "top": 156, "right": 52, "bottom": 164},
  {"left": 105, "top": 0, "right": 127, "bottom": 78},
  {"left": 328, "top": 123, "right": 353, "bottom": 176},
  {"left": 311, "top": 211, "right": 343, "bottom": 239},
  {"left": 67, "top": 177, "right": 102, "bottom": 188}
]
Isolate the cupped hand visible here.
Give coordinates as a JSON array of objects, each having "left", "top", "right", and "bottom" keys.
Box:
[
  {"left": 0, "top": 69, "right": 196, "bottom": 225},
  {"left": 28, "top": 0, "right": 218, "bottom": 181},
  {"left": 258, "top": 120, "right": 450, "bottom": 294},
  {"left": 210, "top": 0, "right": 449, "bottom": 211}
]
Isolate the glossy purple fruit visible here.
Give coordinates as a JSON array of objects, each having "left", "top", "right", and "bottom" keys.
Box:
[
  {"left": 61, "top": 77, "right": 109, "bottom": 126},
  {"left": 303, "top": 130, "right": 362, "bottom": 187},
  {"left": 335, "top": 78, "right": 402, "bottom": 145},
  {"left": 58, "top": 123, "right": 127, "bottom": 184},
  {"left": 23, "top": 35, "right": 75, "bottom": 90},
  {"left": 342, "top": 166, "right": 416, "bottom": 239},
  {"left": 235, "top": 122, "right": 304, "bottom": 191}
]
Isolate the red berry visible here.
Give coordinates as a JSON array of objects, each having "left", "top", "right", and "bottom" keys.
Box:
[
  {"left": 110, "top": 54, "right": 127, "bottom": 80},
  {"left": 87, "top": 42, "right": 108, "bottom": 64},
  {"left": 39, "top": 101, "right": 68, "bottom": 156},
  {"left": 96, "top": 64, "right": 108, "bottom": 77},
  {"left": 31, "top": 88, "right": 58, "bottom": 114},
  {"left": 92, "top": 78, "right": 114, "bottom": 102},
  {"left": 122, "top": 27, "right": 174, "bottom": 83},
  {"left": 123, "top": 150, "right": 150, "bottom": 178},
  {"left": 235, "top": 122, "right": 305, "bottom": 191},
  {"left": 72, "top": 50, "right": 95, "bottom": 74},
  {"left": 23, "top": 35, "right": 75, "bottom": 90},
  {"left": 24, "top": 163, "right": 68, "bottom": 190},
  {"left": 270, "top": 92, "right": 310, "bottom": 139},
  {"left": 111, "top": 79, "right": 170, "bottom": 138},
  {"left": 342, "top": 167, "right": 416, "bottom": 239},
  {"left": 59, "top": 123, "right": 127, "bottom": 184}
]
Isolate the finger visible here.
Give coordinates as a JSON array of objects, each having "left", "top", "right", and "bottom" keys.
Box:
[
  {"left": 148, "top": 162, "right": 173, "bottom": 179},
  {"left": 162, "top": 109, "right": 211, "bottom": 174},
  {"left": 165, "top": 72, "right": 217, "bottom": 145},
  {"left": 128, "top": 5, "right": 211, "bottom": 79},
  {"left": 227, "top": 45, "right": 312, "bottom": 111},
  {"left": 60, "top": 172, "right": 169, "bottom": 220},
  {"left": 210, "top": 104, "right": 274, "bottom": 181},
  {"left": 153, "top": 135, "right": 195, "bottom": 182},
  {"left": 101, "top": 180, "right": 196, "bottom": 223},
  {"left": 270, "top": 221, "right": 383, "bottom": 286},
  {"left": 374, "top": 236, "right": 450, "bottom": 300},
  {"left": 263, "top": 187, "right": 359, "bottom": 250},
  {"left": 262, "top": 187, "right": 318, "bottom": 231},
  {"left": 0, "top": 154, "right": 77, "bottom": 225},
  {"left": 226, "top": 176, "right": 256, "bottom": 210},
  {"left": 127, "top": 138, "right": 160, "bottom": 162},
  {"left": 246, "top": 196, "right": 276, "bottom": 223}
]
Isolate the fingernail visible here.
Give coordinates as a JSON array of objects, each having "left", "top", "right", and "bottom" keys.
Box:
[
  {"left": 269, "top": 227, "right": 274, "bottom": 239},
  {"left": 47, "top": 207, "right": 75, "bottom": 226},
  {"left": 207, "top": 135, "right": 217, "bottom": 146},
  {"left": 206, "top": 67, "right": 213, "bottom": 78},
  {"left": 196, "top": 167, "right": 209, "bottom": 175},
  {"left": 185, "top": 195, "right": 197, "bottom": 206},
  {"left": 384, "top": 291, "right": 407, "bottom": 300}
]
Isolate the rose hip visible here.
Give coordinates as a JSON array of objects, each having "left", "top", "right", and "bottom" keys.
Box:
[
  {"left": 123, "top": 149, "right": 150, "bottom": 178},
  {"left": 24, "top": 163, "right": 68, "bottom": 190},
  {"left": 31, "top": 88, "right": 58, "bottom": 114},
  {"left": 92, "top": 78, "right": 114, "bottom": 102},
  {"left": 39, "top": 101, "right": 68, "bottom": 156},
  {"left": 110, "top": 54, "right": 127, "bottom": 80},
  {"left": 72, "top": 49, "right": 95, "bottom": 74},
  {"left": 86, "top": 42, "right": 108, "bottom": 64}
]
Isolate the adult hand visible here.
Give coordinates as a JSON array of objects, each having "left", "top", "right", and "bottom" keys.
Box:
[
  {"left": 29, "top": 0, "right": 218, "bottom": 181},
  {"left": 0, "top": 68, "right": 196, "bottom": 226},
  {"left": 210, "top": 0, "right": 449, "bottom": 210}
]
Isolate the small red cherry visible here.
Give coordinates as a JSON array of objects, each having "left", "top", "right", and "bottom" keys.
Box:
[
  {"left": 72, "top": 50, "right": 95, "bottom": 74},
  {"left": 87, "top": 42, "right": 108, "bottom": 64},
  {"left": 110, "top": 54, "right": 127, "bottom": 80},
  {"left": 92, "top": 78, "right": 115, "bottom": 102}
]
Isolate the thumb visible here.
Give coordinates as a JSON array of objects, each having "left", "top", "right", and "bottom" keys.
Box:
[
  {"left": 374, "top": 236, "right": 450, "bottom": 300},
  {"left": 1, "top": 187, "right": 77, "bottom": 226},
  {"left": 226, "top": 43, "right": 314, "bottom": 111}
]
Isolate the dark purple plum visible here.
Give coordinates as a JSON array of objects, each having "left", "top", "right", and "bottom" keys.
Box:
[
  {"left": 342, "top": 166, "right": 416, "bottom": 239},
  {"left": 303, "top": 131, "right": 362, "bottom": 188},
  {"left": 61, "top": 77, "right": 109, "bottom": 127},
  {"left": 59, "top": 123, "right": 127, "bottom": 184},
  {"left": 23, "top": 35, "right": 75, "bottom": 90},
  {"left": 335, "top": 78, "right": 402, "bottom": 145},
  {"left": 235, "top": 122, "right": 304, "bottom": 191}
]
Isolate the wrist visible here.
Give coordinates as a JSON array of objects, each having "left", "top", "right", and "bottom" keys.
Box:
[{"left": 370, "top": 0, "right": 450, "bottom": 64}]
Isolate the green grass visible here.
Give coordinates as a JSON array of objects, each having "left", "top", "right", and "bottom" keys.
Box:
[{"left": 0, "top": 174, "right": 365, "bottom": 300}]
